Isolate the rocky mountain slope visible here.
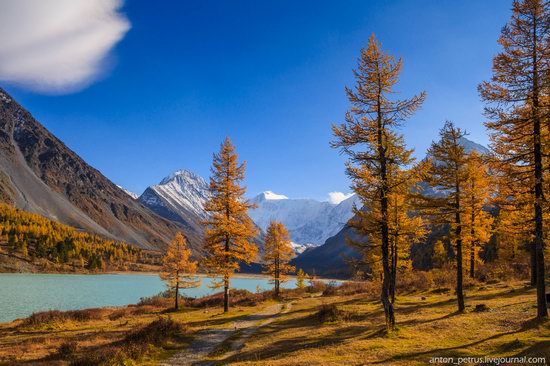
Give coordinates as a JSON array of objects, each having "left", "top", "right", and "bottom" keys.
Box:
[{"left": 0, "top": 87, "right": 190, "bottom": 251}]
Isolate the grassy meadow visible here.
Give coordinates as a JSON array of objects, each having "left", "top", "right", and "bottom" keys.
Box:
[{"left": 0, "top": 275, "right": 548, "bottom": 366}]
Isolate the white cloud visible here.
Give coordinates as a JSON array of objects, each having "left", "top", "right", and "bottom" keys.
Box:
[
  {"left": 327, "top": 192, "right": 354, "bottom": 204},
  {"left": 0, "top": 0, "right": 130, "bottom": 93}
]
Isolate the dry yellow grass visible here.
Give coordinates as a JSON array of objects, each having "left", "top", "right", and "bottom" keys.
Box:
[
  {"left": 0, "top": 282, "right": 548, "bottom": 365},
  {"left": 217, "top": 283, "right": 550, "bottom": 365}
]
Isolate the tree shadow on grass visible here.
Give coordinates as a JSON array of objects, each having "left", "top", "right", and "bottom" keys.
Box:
[
  {"left": 211, "top": 323, "right": 370, "bottom": 365},
  {"left": 371, "top": 318, "right": 540, "bottom": 364}
]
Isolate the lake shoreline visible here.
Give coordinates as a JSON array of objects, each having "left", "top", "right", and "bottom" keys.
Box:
[{"left": 0, "top": 273, "right": 318, "bottom": 324}]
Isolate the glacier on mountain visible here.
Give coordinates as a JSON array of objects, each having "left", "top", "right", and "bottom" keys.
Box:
[{"left": 250, "top": 191, "right": 360, "bottom": 246}]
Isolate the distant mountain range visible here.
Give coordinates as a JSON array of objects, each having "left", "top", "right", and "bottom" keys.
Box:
[
  {"left": 249, "top": 191, "right": 360, "bottom": 250},
  {"left": 132, "top": 172, "right": 358, "bottom": 254}
]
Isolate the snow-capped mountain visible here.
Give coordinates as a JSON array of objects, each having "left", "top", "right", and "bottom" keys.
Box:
[
  {"left": 249, "top": 191, "right": 360, "bottom": 246},
  {"left": 117, "top": 185, "right": 139, "bottom": 200},
  {"left": 137, "top": 169, "right": 359, "bottom": 252},
  {"left": 138, "top": 170, "right": 210, "bottom": 238}
]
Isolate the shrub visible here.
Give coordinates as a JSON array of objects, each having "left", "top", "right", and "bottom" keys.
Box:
[
  {"left": 56, "top": 341, "right": 78, "bottom": 359},
  {"left": 125, "top": 317, "right": 183, "bottom": 344},
  {"left": 138, "top": 291, "right": 174, "bottom": 308},
  {"left": 187, "top": 289, "right": 270, "bottom": 308},
  {"left": 316, "top": 304, "right": 350, "bottom": 323},
  {"left": 108, "top": 305, "right": 156, "bottom": 320},
  {"left": 396, "top": 270, "right": 434, "bottom": 293},
  {"left": 306, "top": 280, "right": 327, "bottom": 294},
  {"left": 21, "top": 308, "right": 106, "bottom": 327},
  {"left": 322, "top": 280, "right": 380, "bottom": 298},
  {"left": 71, "top": 318, "right": 184, "bottom": 366}
]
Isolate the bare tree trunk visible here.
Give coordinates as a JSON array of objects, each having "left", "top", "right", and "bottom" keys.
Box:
[
  {"left": 530, "top": 242, "right": 537, "bottom": 287},
  {"left": 275, "top": 255, "right": 280, "bottom": 298},
  {"left": 390, "top": 236, "right": 397, "bottom": 304},
  {"left": 224, "top": 276, "right": 229, "bottom": 313},
  {"left": 378, "top": 88, "right": 395, "bottom": 331},
  {"left": 175, "top": 281, "right": 179, "bottom": 311},
  {"left": 455, "top": 187, "right": 465, "bottom": 313},
  {"left": 531, "top": 17, "right": 547, "bottom": 317},
  {"left": 533, "top": 116, "right": 547, "bottom": 317},
  {"left": 470, "top": 242, "right": 475, "bottom": 279}
]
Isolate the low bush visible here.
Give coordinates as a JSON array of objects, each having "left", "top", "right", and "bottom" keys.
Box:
[
  {"left": 306, "top": 280, "right": 327, "bottom": 294},
  {"left": 322, "top": 280, "right": 380, "bottom": 298},
  {"left": 108, "top": 305, "right": 156, "bottom": 320},
  {"left": 316, "top": 304, "right": 350, "bottom": 323},
  {"left": 22, "top": 308, "right": 107, "bottom": 327},
  {"left": 397, "top": 270, "right": 434, "bottom": 293},
  {"left": 55, "top": 341, "right": 78, "bottom": 359},
  {"left": 138, "top": 290, "right": 174, "bottom": 308},
  {"left": 475, "top": 263, "right": 529, "bottom": 283},
  {"left": 71, "top": 317, "right": 184, "bottom": 366},
  {"left": 187, "top": 289, "right": 271, "bottom": 308}
]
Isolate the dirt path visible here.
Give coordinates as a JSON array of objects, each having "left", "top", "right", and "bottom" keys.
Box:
[{"left": 159, "top": 302, "right": 291, "bottom": 366}]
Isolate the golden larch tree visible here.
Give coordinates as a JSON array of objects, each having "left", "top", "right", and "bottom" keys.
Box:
[
  {"left": 478, "top": 0, "right": 549, "bottom": 318},
  {"left": 296, "top": 268, "right": 306, "bottom": 290},
  {"left": 160, "top": 232, "right": 200, "bottom": 310},
  {"left": 462, "top": 151, "right": 494, "bottom": 278},
  {"left": 262, "top": 221, "right": 295, "bottom": 298},
  {"left": 331, "top": 34, "right": 426, "bottom": 331},
  {"left": 202, "top": 137, "right": 258, "bottom": 313},
  {"left": 387, "top": 186, "right": 426, "bottom": 303},
  {"left": 417, "top": 121, "right": 469, "bottom": 313}
]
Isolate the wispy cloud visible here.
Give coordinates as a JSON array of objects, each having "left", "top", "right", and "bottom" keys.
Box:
[
  {"left": 327, "top": 192, "right": 354, "bottom": 204},
  {"left": 0, "top": 0, "right": 130, "bottom": 93}
]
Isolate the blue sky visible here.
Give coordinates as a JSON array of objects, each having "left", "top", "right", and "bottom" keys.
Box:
[{"left": 1, "top": 0, "right": 510, "bottom": 201}]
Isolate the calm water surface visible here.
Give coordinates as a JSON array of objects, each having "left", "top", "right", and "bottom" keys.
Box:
[{"left": 0, "top": 273, "right": 299, "bottom": 323}]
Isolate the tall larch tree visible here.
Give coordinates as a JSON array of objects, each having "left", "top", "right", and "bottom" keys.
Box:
[
  {"left": 462, "top": 151, "right": 494, "bottom": 278},
  {"left": 202, "top": 137, "right": 258, "bottom": 313},
  {"left": 262, "top": 221, "right": 295, "bottom": 298},
  {"left": 331, "top": 34, "right": 426, "bottom": 331},
  {"left": 388, "top": 186, "right": 426, "bottom": 303},
  {"left": 418, "top": 121, "right": 468, "bottom": 313},
  {"left": 478, "top": 0, "right": 549, "bottom": 317},
  {"left": 160, "top": 232, "right": 200, "bottom": 310},
  {"left": 493, "top": 182, "right": 532, "bottom": 269}
]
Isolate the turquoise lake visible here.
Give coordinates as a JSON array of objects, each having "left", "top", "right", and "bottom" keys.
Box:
[{"left": 0, "top": 273, "right": 299, "bottom": 323}]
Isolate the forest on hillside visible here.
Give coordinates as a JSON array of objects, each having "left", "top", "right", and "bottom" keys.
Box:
[{"left": 0, "top": 203, "right": 155, "bottom": 272}]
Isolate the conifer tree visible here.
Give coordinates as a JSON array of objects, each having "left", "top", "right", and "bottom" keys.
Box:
[
  {"left": 478, "top": 0, "right": 549, "bottom": 317},
  {"left": 332, "top": 34, "right": 426, "bottom": 330},
  {"left": 462, "top": 151, "right": 494, "bottom": 278},
  {"left": 432, "top": 240, "right": 448, "bottom": 269},
  {"left": 262, "top": 221, "right": 295, "bottom": 298},
  {"left": 417, "top": 121, "right": 468, "bottom": 312},
  {"left": 296, "top": 268, "right": 306, "bottom": 290},
  {"left": 160, "top": 232, "right": 200, "bottom": 310},
  {"left": 492, "top": 169, "right": 534, "bottom": 278},
  {"left": 202, "top": 137, "right": 258, "bottom": 313},
  {"left": 387, "top": 188, "right": 426, "bottom": 303}
]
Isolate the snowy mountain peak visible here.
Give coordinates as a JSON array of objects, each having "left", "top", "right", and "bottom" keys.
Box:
[
  {"left": 258, "top": 191, "right": 289, "bottom": 201},
  {"left": 139, "top": 169, "right": 210, "bottom": 219},
  {"left": 160, "top": 169, "right": 207, "bottom": 186}
]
